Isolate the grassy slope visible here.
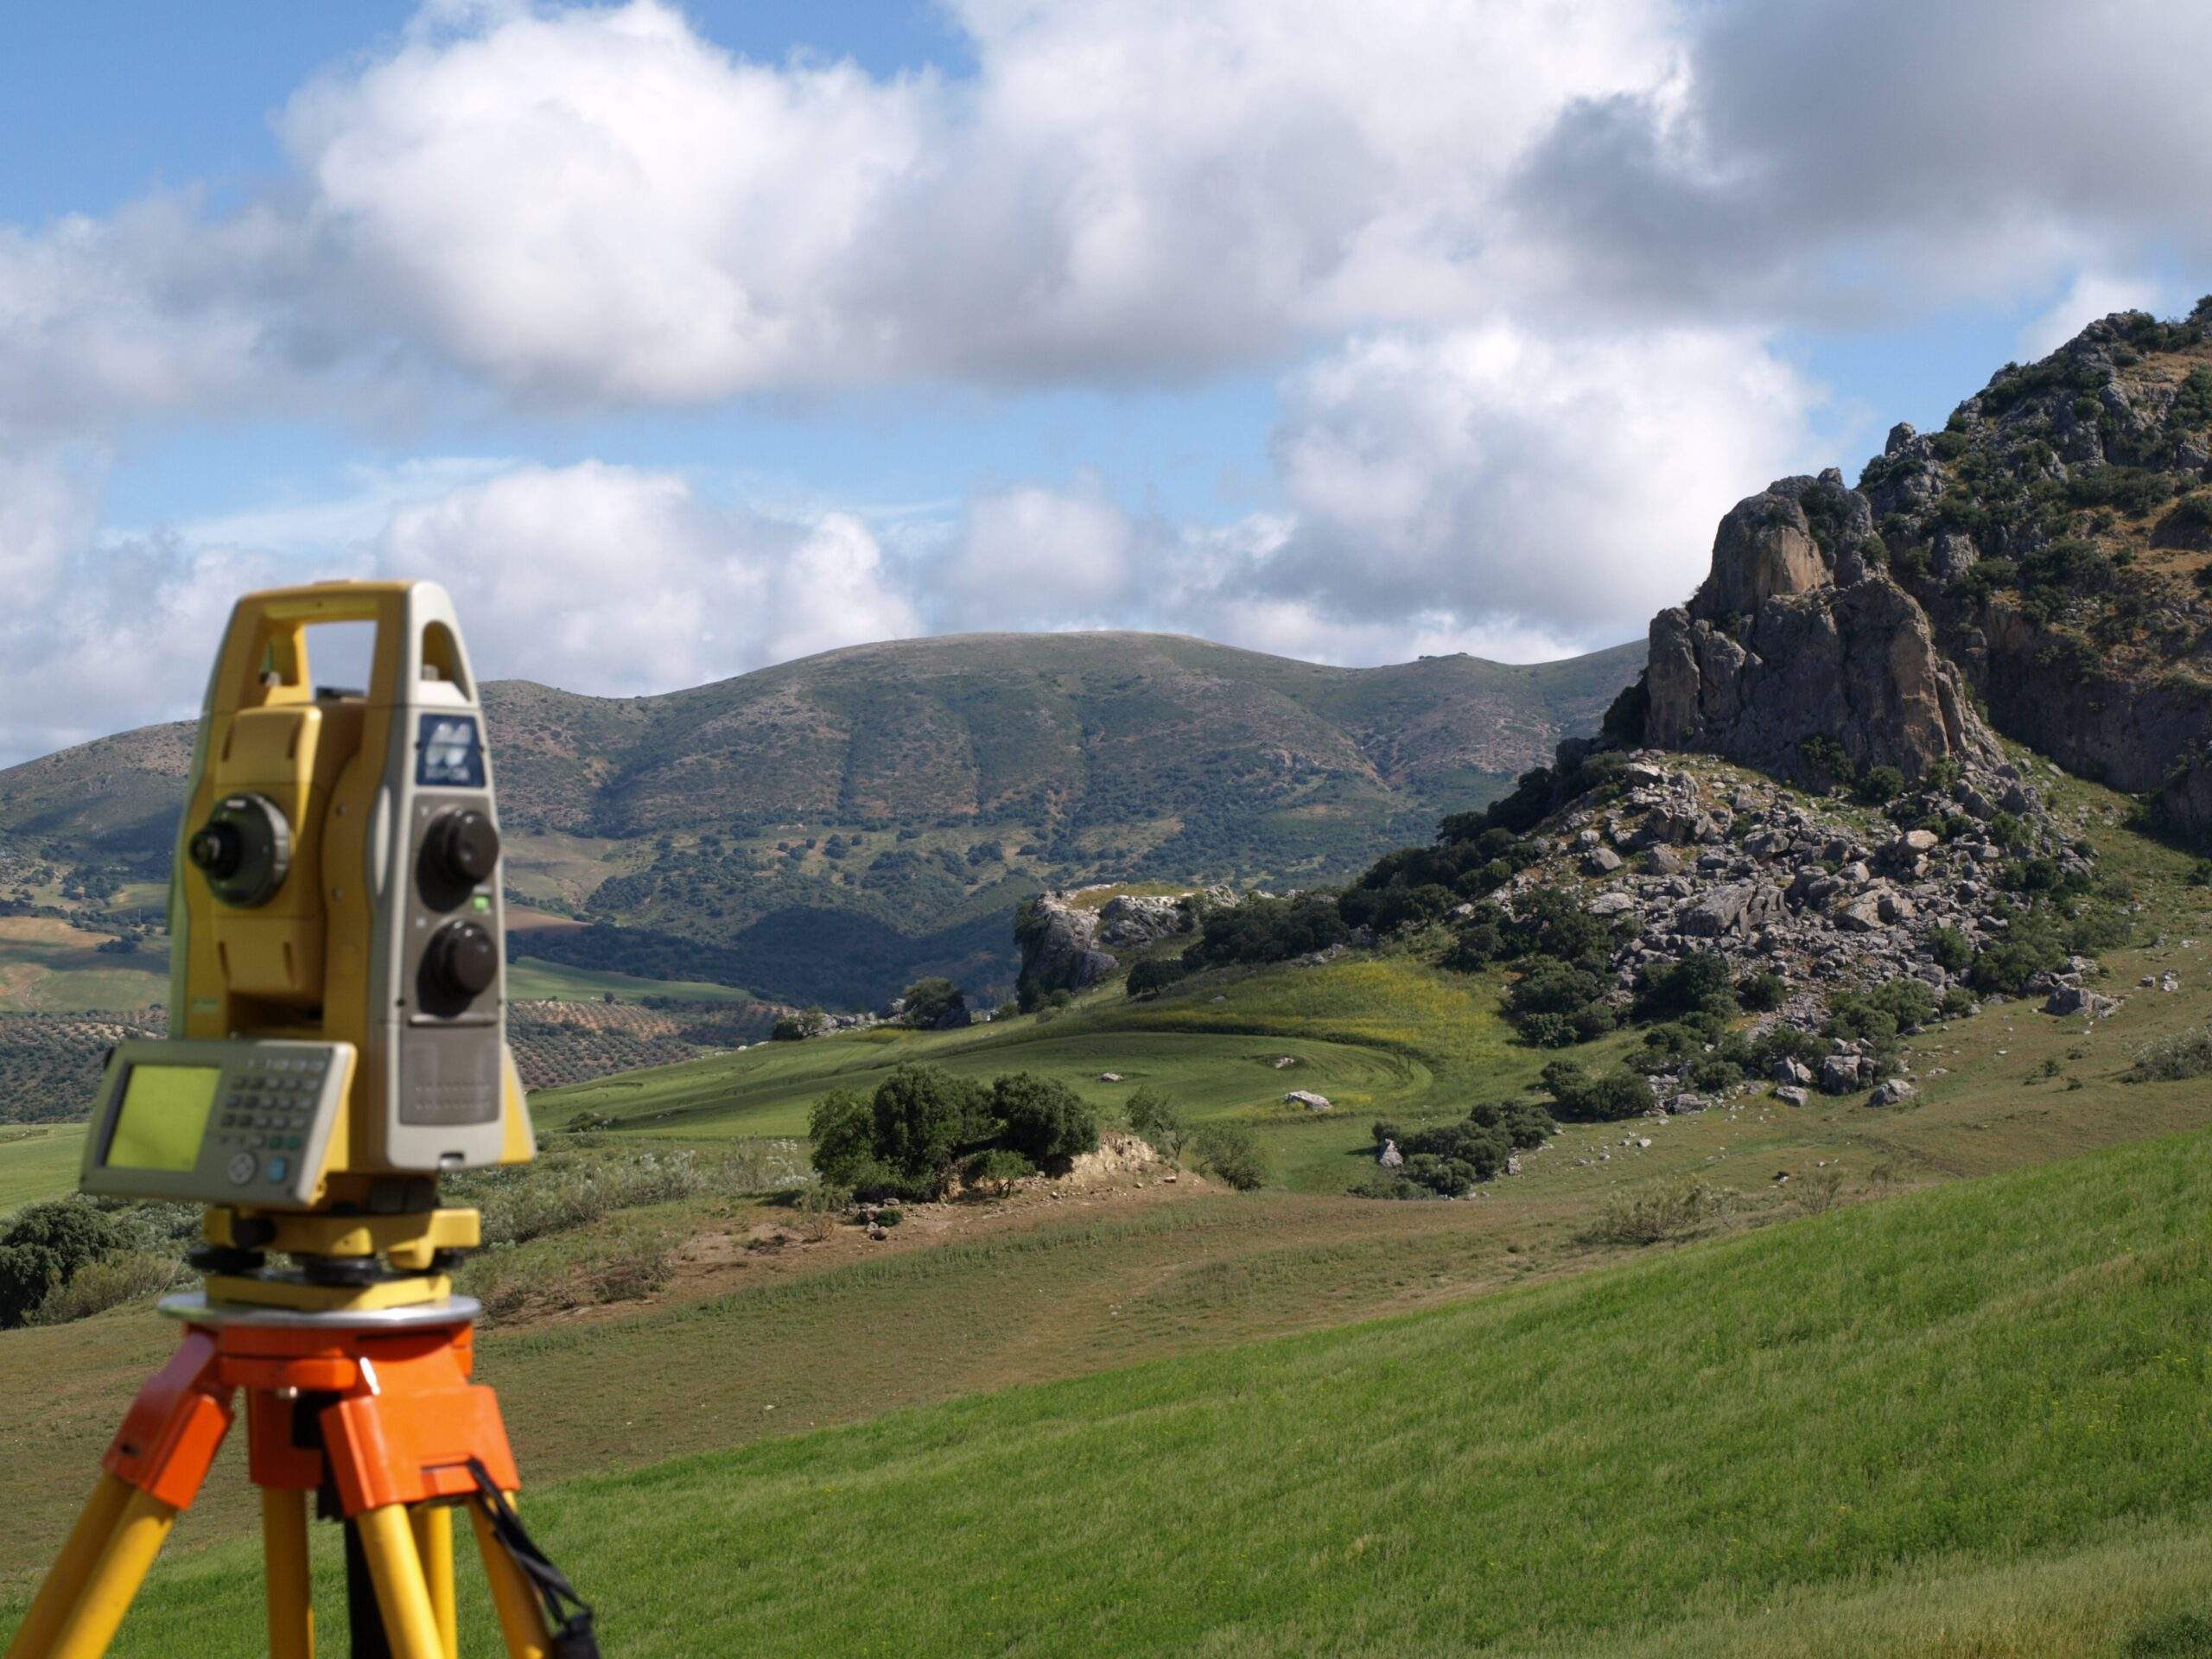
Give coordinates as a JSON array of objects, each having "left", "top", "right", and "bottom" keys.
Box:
[
  {"left": 22, "top": 1120, "right": 2212, "bottom": 1657},
  {"left": 0, "top": 1127, "right": 81, "bottom": 1211}
]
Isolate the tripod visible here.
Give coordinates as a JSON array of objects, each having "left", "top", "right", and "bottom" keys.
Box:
[{"left": 5, "top": 1293, "right": 588, "bottom": 1659}]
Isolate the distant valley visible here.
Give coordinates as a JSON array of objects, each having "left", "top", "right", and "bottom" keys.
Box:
[{"left": 0, "top": 630, "right": 1643, "bottom": 1011}]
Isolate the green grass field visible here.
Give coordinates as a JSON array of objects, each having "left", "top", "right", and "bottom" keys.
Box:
[
  {"left": 18, "top": 1121, "right": 2212, "bottom": 1656},
  {"left": 504, "top": 957, "right": 764, "bottom": 1005},
  {"left": 0, "top": 1126, "right": 81, "bottom": 1211}
]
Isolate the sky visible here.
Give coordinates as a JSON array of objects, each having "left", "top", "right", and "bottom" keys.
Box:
[{"left": 2, "top": 0, "right": 2209, "bottom": 766}]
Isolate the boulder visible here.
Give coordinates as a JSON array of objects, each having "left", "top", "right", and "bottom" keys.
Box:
[
  {"left": 1285, "top": 1090, "right": 1333, "bottom": 1112},
  {"left": 1096, "top": 893, "right": 1186, "bottom": 947},
  {"left": 1681, "top": 880, "right": 1783, "bottom": 939},
  {"left": 2043, "top": 986, "right": 2119, "bottom": 1018},
  {"left": 1586, "top": 891, "right": 1638, "bottom": 918},
  {"left": 1773, "top": 1085, "right": 1812, "bottom": 1108},
  {"left": 1820, "top": 1053, "right": 1865, "bottom": 1094},
  {"left": 1770, "top": 1057, "right": 1814, "bottom": 1088},
  {"left": 1377, "top": 1138, "right": 1403, "bottom": 1168},
  {"left": 1584, "top": 847, "right": 1624, "bottom": 874},
  {"left": 1867, "top": 1079, "right": 1918, "bottom": 1108}
]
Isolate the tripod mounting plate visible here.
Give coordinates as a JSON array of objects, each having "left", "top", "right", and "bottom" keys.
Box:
[{"left": 160, "top": 1289, "right": 482, "bottom": 1331}]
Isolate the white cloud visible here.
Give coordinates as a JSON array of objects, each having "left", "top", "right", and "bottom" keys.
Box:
[
  {"left": 921, "top": 321, "right": 1823, "bottom": 661},
  {"left": 2017, "top": 272, "right": 2177, "bottom": 361},
  {"left": 371, "top": 461, "right": 920, "bottom": 696},
  {"left": 0, "top": 456, "right": 925, "bottom": 765},
  {"left": 0, "top": 450, "right": 312, "bottom": 766},
  {"left": 937, "top": 485, "right": 1138, "bottom": 630},
  {"left": 1252, "top": 322, "right": 1825, "bottom": 646},
  {"left": 4, "top": 0, "right": 2209, "bottom": 423}
]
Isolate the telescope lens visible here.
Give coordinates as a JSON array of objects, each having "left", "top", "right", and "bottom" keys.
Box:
[
  {"left": 188, "top": 794, "right": 292, "bottom": 908},
  {"left": 188, "top": 823, "right": 243, "bottom": 879}
]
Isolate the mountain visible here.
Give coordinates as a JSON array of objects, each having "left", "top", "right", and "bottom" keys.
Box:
[
  {"left": 0, "top": 631, "right": 1643, "bottom": 1007},
  {"left": 1645, "top": 301, "right": 2212, "bottom": 831}
]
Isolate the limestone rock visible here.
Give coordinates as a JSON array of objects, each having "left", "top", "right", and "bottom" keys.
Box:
[
  {"left": 1643, "top": 472, "right": 1999, "bottom": 783},
  {"left": 1285, "top": 1090, "right": 1333, "bottom": 1112},
  {"left": 1868, "top": 1079, "right": 1917, "bottom": 1108}
]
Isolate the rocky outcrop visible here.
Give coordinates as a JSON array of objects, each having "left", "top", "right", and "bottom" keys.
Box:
[
  {"left": 1014, "top": 887, "right": 1204, "bottom": 1002},
  {"left": 1646, "top": 472, "right": 1999, "bottom": 782},
  {"left": 1014, "top": 895, "right": 1122, "bottom": 1001},
  {"left": 1851, "top": 307, "right": 2212, "bottom": 832}
]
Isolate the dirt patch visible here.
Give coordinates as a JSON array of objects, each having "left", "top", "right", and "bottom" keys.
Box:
[{"left": 493, "top": 1145, "right": 1211, "bottom": 1334}]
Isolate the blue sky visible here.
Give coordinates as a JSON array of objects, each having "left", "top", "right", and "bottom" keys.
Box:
[{"left": 1, "top": 0, "right": 2206, "bottom": 765}]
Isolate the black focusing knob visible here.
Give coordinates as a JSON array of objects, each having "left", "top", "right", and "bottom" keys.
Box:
[
  {"left": 187, "top": 794, "right": 291, "bottom": 907},
  {"left": 423, "top": 808, "right": 501, "bottom": 887},
  {"left": 423, "top": 919, "right": 498, "bottom": 1003}
]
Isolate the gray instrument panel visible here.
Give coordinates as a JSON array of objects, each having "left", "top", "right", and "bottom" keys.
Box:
[{"left": 80, "top": 1037, "right": 353, "bottom": 1209}]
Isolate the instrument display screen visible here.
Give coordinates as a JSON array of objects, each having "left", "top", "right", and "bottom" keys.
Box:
[{"left": 107, "top": 1065, "right": 222, "bottom": 1172}]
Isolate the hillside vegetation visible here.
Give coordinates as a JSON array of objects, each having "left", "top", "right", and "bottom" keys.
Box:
[{"left": 0, "top": 632, "right": 1641, "bottom": 1008}]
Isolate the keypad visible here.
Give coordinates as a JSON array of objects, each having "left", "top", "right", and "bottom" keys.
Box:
[{"left": 201, "top": 1047, "right": 334, "bottom": 1186}]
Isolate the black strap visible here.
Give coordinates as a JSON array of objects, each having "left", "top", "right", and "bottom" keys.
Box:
[{"left": 466, "top": 1459, "right": 600, "bottom": 1659}]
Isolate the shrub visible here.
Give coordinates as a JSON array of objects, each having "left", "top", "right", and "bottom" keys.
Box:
[
  {"left": 1540, "top": 1060, "right": 1651, "bottom": 1122},
  {"left": 1125, "top": 1086, "right": 1188, "bottom": 1162},
  {"left": 2127, "top": 1026, "right": 2212, "bottom": 1083},
  {"left": 874, "top": 1207, "right": 904, "bottom": 1227},
  {"left": 1734, "top": 970, "right": 1786, "bottom": 1013},
  {"left": 1970, "top": 911, "right": 2070, "bottom": 994},
  {"left": 1929, "top": 926, "right": 1975, "bottom": 973},
  {"left": 26, "top": 1250, "right": 183, "bottom": 1325},
  {"left": 1183, "top": 893, "right": 1350, "bottom": 969},
  {"left": 1126, "top": 957, "right": 1188, "bottom": 998},
  {"left": 1440, "top": 919, "right": 1504, "bottom": 972},
  {"left": 899, "top": 977, "right": 966, "bottom": 1027},
  {"left": 1504, "top": 962, "right": 1615, "bottom": 1046},
  {"left": 1854, "top": 765, "right": 1905, "bottom": 806},
  {"left": 1827, "top": 980, "right": 1937, "bottom": 1040},
  {"left": 1797, "top": 734, "right": 1856, "bottom": 788},
  {"left": 960, "top": 1148, "right": 1036, "bottom": 1197},
  {"left": 771, "top": 1007, "right": 828, "bottom": 1041},
  {"left": 991, "top": 1073, "right": 1099, "bottom": 1165},
  {"left": 1584, "top": 1179, "right": 1726, "bottom": 1246},
  {"left": 1192, "top": 1124, "right": 1267, "bottom": 1190},
  {"left": 1338, "top": 881, "right": 1455, "bottom": 933},
  {"left": 1635, "top": 952, "right": 1736, "bottom": 1022},
  {"left": 0, "top": 1198, "right": 127, "bottom": 1328}
]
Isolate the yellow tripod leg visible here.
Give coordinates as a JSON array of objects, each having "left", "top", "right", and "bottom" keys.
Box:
[
  {"left": 353, "top": 1504, "right": 447, "bottom": 1659},
  {"left": 45, "top": 1488, "right": 180, "bottom": 1659},
  {"left": 263, "top": 1488, "right": 315, "bottom": 1659},
  {"left": 3, "top": 1475, "right": 131, "bottom": 1659},
  {"left": 467, "top": 1503, "right": 551, "bottom": 1659},
  {"left": 411, "top": 1504, "right": 457, "bottom": 1659}
]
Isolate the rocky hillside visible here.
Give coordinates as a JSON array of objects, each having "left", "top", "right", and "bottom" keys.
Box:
[
  {"left": 0, "top": 631, "right": 1642, "bottom": 1007},
  {"left": 1640, "top": 300, "right": 2212, "bottom": 829}
]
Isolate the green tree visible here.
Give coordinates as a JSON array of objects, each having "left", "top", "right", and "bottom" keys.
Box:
[
  {"left": 871, "top": 1065, "right": 993, "bottom": 1183},
  {"left": 900, "top": 977, "right": 966, "bottom": 1027},
  {"left": 991, "top": 1074, "right": 1098, "bottom": 1164},
  {"left": 0, "top": 1199, "right": 124, "bottom": 1328},
  {"left": 1124, "top": 1086, "right": 1188, "bottom": 1163},
  {"left": 1192, "top": 1124, "right": 1267, "bottom": 1190}
]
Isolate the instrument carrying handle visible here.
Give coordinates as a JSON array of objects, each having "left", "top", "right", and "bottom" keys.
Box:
[{"left": 466, "top": 1459, "right": 601, "bottom": 1659}]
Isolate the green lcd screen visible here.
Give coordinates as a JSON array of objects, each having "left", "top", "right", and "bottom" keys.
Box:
[{"left": 107, "top": 1065, "right": 221, "bottom": 1172}]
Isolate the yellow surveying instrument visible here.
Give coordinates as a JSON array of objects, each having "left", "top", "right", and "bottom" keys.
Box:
[{"left": 8, "top": 582, "right": 596, "bottom": 1659}]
